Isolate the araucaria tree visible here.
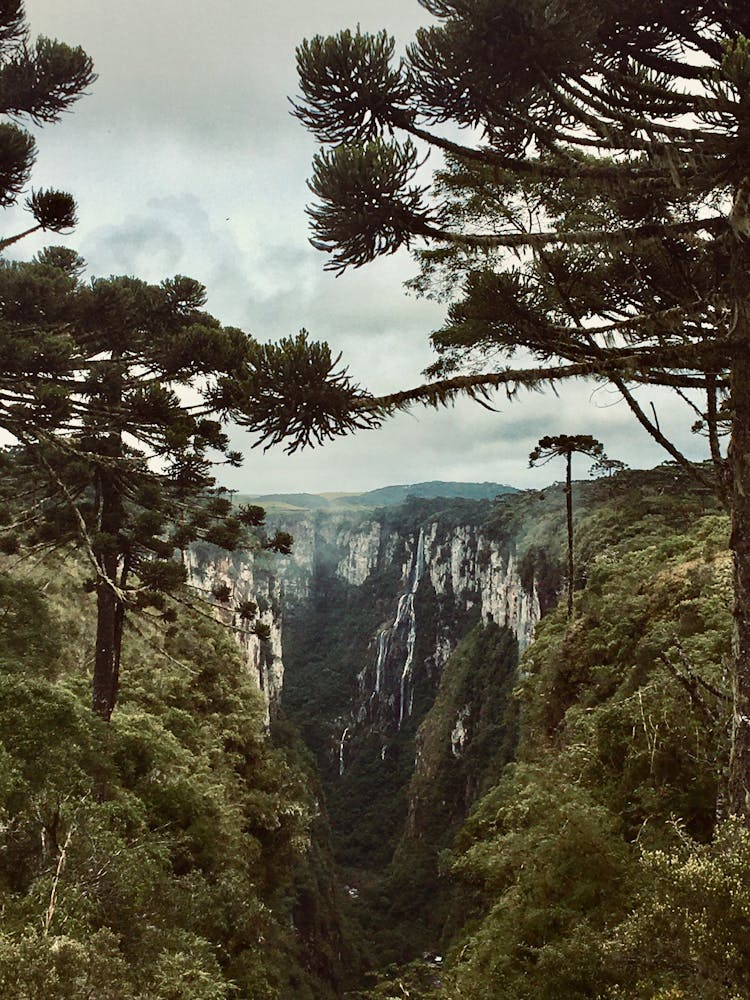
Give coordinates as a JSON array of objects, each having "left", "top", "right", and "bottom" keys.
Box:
[
  {"left": 0, "top": 1, "right": 94, "bottom": 247},
  {"left": 292, "top": 4, "right": 750, "bottom": 818},
  {"left": 529, "top": 434, "right": 604, "bottom": 618},
  {"left": 0, "top": 253, "right": 375, "bottom": 720}
]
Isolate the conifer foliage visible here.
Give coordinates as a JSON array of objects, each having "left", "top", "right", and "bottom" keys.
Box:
[
  {"left": 0, "top": 1, "right": 94, "bottom": 248},
  {"left": 293, "top": 3, "right": 750, "bottom": 819},
  {"left": 529, "top": 434, "right": 604, "bottom": 617},
  {"left": 0, "top": 253, "right": 376, "bottom": 721}
]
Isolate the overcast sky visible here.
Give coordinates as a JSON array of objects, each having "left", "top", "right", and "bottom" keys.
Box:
[{"left": 11, "top": 0, "right": 710, "bottom": 494}]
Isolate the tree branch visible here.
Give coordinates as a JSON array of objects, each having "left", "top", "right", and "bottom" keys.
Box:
[{"left": 423, "top": 215, "right": 724, "bottom": 250}]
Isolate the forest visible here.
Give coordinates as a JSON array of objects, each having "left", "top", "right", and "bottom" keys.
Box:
[{"left": 2, "top": 0, "right": 750, "bottom": 997}]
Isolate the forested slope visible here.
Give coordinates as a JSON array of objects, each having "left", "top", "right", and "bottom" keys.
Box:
[
  {"left": 353, "top": 467, "right": 745, "bottom": 999},
  {"left": 1, "top": 466, "right": 743, "bottom": 1000},
  {"left": 0, "top": 556, "right": 346, "bottom": 999}
]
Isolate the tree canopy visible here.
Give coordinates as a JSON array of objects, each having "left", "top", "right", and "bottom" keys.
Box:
[
  {"left": 0, "top": 1, "right": 95, "bottom": 248},
  {"left": 529, "top": 434, "right": 604, "bottom": 617},
  {"left": 293, "top": 3, "right": 747, "bottom": 441},
  {"left": 293, "top": 2, "right": 750, "bottom": 818},
  {"left": 0, "top": 253, "right": 378, "bottom": 719}
]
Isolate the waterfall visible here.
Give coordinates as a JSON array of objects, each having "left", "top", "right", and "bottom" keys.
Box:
[
  {"left": 398, "top": 527, "right": 425, "bottom": 725},
  {"left": 363, "top": 528, "right": 427, "bottom": 727},
  {"left": 339, "top": 726, "right": 350, "bottom": 776},
  {"left": 374, "top": 629, "right": 389, "bottom": 693}
]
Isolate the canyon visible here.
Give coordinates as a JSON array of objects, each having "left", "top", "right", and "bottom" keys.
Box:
[{"left": 186, "top": 484, "right": 559, "bottom": 890}]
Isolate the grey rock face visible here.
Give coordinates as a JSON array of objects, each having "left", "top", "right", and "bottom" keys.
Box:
[
  {"left": 184, "top": 545, "right": 283, "bottom": 726},
  {"left": 186, "top": 502, "right": 542, "bottom": 748},
  {"left": 287, "top": 511, "right": 539, "bottom": 736}
]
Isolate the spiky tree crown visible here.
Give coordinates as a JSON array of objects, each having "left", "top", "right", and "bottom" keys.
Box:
[
  {"left": 0, "top": 3, "right": 94, "bottom": 245},
  {"left": 0, "top": 256, "right": 380, "bottom": 619},
  {"left": 294, "top": 0, "right": 750, "bottom": 500},
  {"left": 529, "top": 434, "right": 605, "bottom": 467}
]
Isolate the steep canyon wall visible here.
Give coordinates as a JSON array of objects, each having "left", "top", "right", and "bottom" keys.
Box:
[{"left": 187, "top": 495, "right": 547, "bottom": 870}]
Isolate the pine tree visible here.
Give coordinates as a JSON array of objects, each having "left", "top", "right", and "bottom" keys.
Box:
[
  {"left": 0, "top": 254, "right": 376, "bottom": 720},
  {"left": 292, "top": 4, "right": 750, "bottom": 817},
  {"left": 529, "top": 434, "right": 604, "bottom": 617},
  {"left": 589, "top": 456, "right": 628, "bottom": 479},
  {"left": 0, "top": 1, "right": 95, "bottom": 248}
]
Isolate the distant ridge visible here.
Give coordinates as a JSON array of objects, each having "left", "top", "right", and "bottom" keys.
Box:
[
  {"left": 352, "top": 481, "right": 518, "bottom": 506},
  {"left": 236, "top": 481, "right": 518, "bottom": 512}
]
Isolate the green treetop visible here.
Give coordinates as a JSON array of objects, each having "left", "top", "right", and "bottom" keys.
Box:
[
  {"left": 529, "top": 434, "right": 604, "bottom": 618},
  {"left": 0, "top": 253, "right": 377, "bottom": 720}
]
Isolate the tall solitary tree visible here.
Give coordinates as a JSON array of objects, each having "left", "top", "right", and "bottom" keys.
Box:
[
  {"left": 292, "top": 3, "right": 750, "bottom": 818},
  {"left": 529, "top": 434, "right": 604, "bottom": 618}
]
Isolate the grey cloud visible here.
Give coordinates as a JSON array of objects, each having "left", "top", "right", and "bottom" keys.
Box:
[
  {"left": 81, "top": 219, "right": 185, "bottom": 277},
  {"left": 221, "top": 381, "right": 708, "bottom": 496},
  {"left": 25, "top": 0, "right": 433, "bottom": 150},
  {"left": 9, "top": 2, "right": 712, "bottom": 495}
]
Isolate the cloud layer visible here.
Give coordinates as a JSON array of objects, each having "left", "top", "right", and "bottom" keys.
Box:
[{"left": 10, "top": 0, "right": 711, "bottom": 492}]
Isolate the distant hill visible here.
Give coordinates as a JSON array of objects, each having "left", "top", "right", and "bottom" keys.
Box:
[
  {"left": 240, "top": 493, "right": 327, "bottom": 511},
  {"left": 235, "top": 481, "right": 518, "bottom": 513},
  {"left": 350, "top": 481, "right": 518, "bottom": 506}
]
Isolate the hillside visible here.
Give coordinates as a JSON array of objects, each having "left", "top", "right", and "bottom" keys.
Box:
[
  {"left": 0, "top": 556, "right": 347, "bottom": 999},
  {"left": 235, "top": 481, "right": 517, "bottom": 513},
  {"left": 347, "top": 466, "right": 738, "bottom": 998},
  {"left": 0, "top": 465, "right": 744, "bottom": 999}
]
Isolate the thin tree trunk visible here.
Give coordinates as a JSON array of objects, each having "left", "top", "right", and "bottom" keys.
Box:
[
  {"left": 566, "top": 451, "right": 573, "bottom": 619},
  {"left": 111, "top": 594, "right": 125, "bottom": 711},
  {"left": 727, "top": 295, "right": 750, "bottom": 820},
  {"left": 92, "top": 467, "right": 122, "bottom": 721},
  {"left": 93, "top": 584, "right": 118, "bottom": 719},
  {"left": 91, "top": 348, "right": 126, "bottom": 722}
]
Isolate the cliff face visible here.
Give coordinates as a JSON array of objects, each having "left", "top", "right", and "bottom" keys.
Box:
[
  {"left": 184, "top": 544, "right": 284, "bottom": 724},
  {"left": 274, "top": 500, "right": 541, "bottom": 773},
  {"left": 186, "top": 498, "right": 542, "bottom": 748},
  {"left": 187, "top": 492, "right": 550, "bottom": 874},
  {"left": 343, "top": 518, "right": 539, "bottom": 734}
]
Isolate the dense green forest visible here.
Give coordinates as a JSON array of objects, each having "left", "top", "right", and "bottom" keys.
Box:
[
  {"left": 3, "top": 464, "right": 745, "bottom": 999},
  {"left": 0, "top": 551, "right": 349, "bottom": 999},
  {"left": 3, "top": 0, "right": 750, "bottom": 996},
  {"left": 348, "top": 468, "right": 742, "bottom": 999}
]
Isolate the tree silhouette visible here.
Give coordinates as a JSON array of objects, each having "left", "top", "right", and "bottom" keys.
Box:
[
  {"left": 0, "top": 2, "right": 95, "bottom": 247},
  {"left": 292, "top": 2, "right": 750, "bottom": 820},
  {"left": 529, "top": 435, "right": 604, "bottom": 618},
  {"left": 590, "top": 456, "right": 628, "bottom": 480},
  {"left": 0, "top": 256, "right": 377, "bottom": 720}
]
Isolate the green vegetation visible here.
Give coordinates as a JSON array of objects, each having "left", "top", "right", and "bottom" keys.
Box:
[
  {"left": 529, "top": 434, "right": 605, "bottom": 617},
  {"left": 292, "top": 0, "right": 750, "bottom": 821},
  {"left": 0, "top": 251, "right": 375, "bottom": 721},
  {"left": 408, "top": 621, "right": 519, "bottom": 841},
  {"left": 0, "top": 2, "right": 94, "bottom": 252},
  {"left": 0, "top": 262, "right": 301, "bottom": 721},
  {"left": 353, "top": 483, "right": 517, "bottom": 507},
  {"left": 238, "top": 482, "right": 516, "bottom": 514},
  {"left": 350, "top": 622, "right": 519, "bottom": 969},
  {"left": 0, "top": 463, "right": 745, "bottom": 998},
  {"left": 282, "top": 496, "right": 495, "bottom": 873},
  {"left": 0, "top": 0, "right": 747, "bottom": 989},
  {"left": 0, "top": 560, "right": 346, "bottom": 998},
  {"left": 383, "top": 470, "right": 736, "bottom": 999}
]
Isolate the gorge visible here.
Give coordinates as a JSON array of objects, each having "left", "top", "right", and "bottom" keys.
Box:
[
  {"left": 178, "top": 464, "right": 736, "bottom": 996},
  {"left": 0, "top": 466, "right": 732, "bottom": 999},
  {"left": 185, "top": 481, "right": 565, "bottom": 968}
]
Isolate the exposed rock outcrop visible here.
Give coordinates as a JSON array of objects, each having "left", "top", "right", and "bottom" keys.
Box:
[
  {"left": 274, "top": 503, "right": 542, "bottom": 754},
  {"left": 184, "top": 545, "right": 283, "bottom": 724}
]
